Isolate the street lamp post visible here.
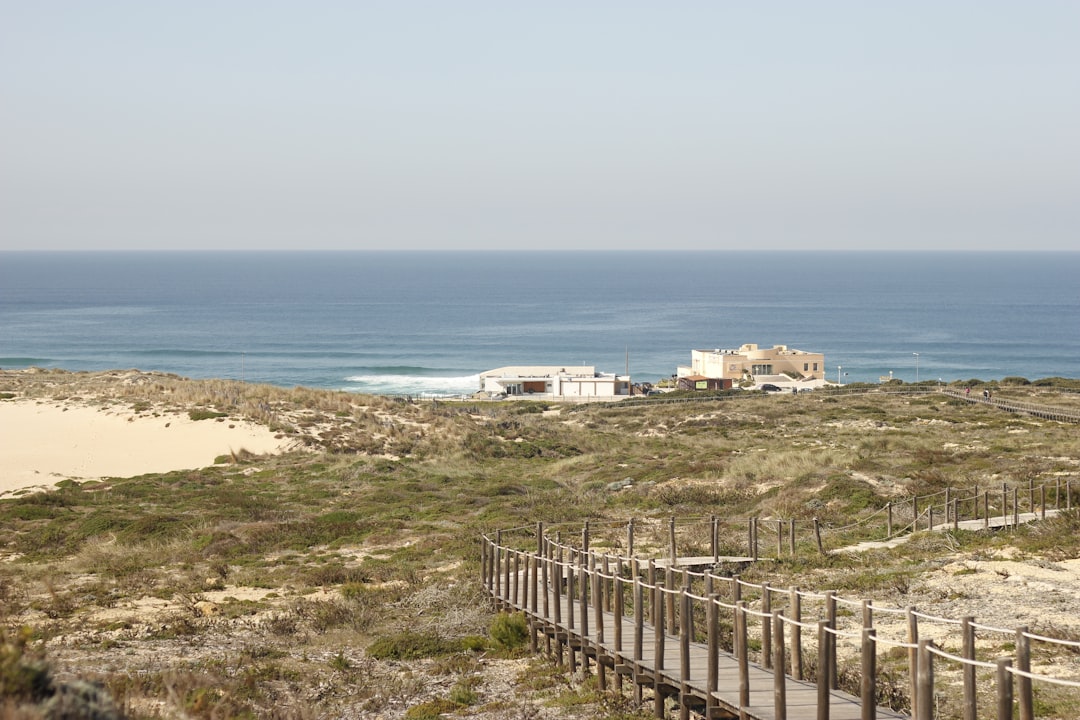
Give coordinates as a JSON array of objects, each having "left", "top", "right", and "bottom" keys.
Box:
[
  {"left": 837, "top": 366, "right": 842, "bottom": 385},
  {"left": 913, "top": 353, "right": 920, "bottom": 384}
]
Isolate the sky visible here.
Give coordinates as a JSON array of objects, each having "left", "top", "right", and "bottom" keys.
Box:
[{"left": 1, "top": 2, "right": 1078, "bottom": 252}]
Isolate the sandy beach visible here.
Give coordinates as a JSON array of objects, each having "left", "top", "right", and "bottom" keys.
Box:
[{"left": 0, "top": 399, "right": 291, "bottom": 496}]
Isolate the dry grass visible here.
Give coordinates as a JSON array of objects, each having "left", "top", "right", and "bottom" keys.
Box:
[{"left": 2, "top": 370, "right": 1080, "bottom": 718}]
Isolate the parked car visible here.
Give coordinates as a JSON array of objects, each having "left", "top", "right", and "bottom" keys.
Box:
[{"left": 760, "top": 384, "right": 782, "bottom": 392}]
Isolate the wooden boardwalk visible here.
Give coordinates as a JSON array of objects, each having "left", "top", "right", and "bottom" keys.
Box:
[
  {"left": 483, "top": 479, "right": 1078, "bottom": 719},
  {"left": 483, "top": 540, "right": 907, "bottom": 720}
]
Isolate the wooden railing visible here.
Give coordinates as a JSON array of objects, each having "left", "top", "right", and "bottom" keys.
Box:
[
  {"left": 609, "top": 387, "right": 1080, "bottom": 425},
  {"left": 481, "top": 505, "right": 1080, "bottom": 719}
]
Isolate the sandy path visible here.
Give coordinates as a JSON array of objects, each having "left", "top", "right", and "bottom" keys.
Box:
[{"left": 0, "top": 399, "right": 290, "bottom": 495}]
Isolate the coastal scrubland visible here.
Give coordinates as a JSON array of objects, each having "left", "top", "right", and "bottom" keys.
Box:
[{"left": 1, "top": 369, "right": 1079, "bottom": 719}]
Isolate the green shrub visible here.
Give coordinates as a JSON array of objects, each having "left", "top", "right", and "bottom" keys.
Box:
[
  {"left": 0, "top": 627, "right": 52, "bottom": 702},
  {"left": 366, "top": 632, "right": 484, "bottom": 660},
  {"left": 405, "top": 698, "right": 459, "bottom": 719},
  {"left": 189, "top": 409, "right": 228, "bottom": 421},
  {"left": 489, "top": 612, "right": 528, "bottom": 650}
]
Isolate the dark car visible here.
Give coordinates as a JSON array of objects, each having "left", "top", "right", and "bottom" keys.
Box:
[{"left": 760, "top": 384, "right": 782, "bottom": 392}]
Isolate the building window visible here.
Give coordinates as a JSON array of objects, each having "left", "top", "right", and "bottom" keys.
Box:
[
  {"left": 751, "top": 364, "right": 773, "bottom": 375},
  {"left": 804, "top": 363, "right": 809, "bottom": 371},
  {"left": 813, "top": 363, "right": 818, "bottom": 371}
]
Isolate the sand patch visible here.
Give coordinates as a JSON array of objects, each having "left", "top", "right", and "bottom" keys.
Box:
[{"left": 0, "top": 399, "right": 293, "bottom": 496}]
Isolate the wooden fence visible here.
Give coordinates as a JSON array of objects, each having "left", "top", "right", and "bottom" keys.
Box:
[{"left": 481, "top": 504, "right": 1080, "bottom": 719}]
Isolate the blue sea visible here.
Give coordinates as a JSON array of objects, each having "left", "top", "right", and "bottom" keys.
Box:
[{"left": 1, "top": 252, "right": 1077, "bottom": 396}]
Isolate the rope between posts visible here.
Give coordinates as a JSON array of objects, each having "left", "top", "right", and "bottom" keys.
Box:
[
  {"left": 926, "top": 644, "right": 999, "bottom": 670},
  {"left": 865, "top": 604, "right": 908, "bottom": 616},
  {"left": 1005, "top": 667, "right": 1080, "bottom": 688},
  {"left": 871, "top": 636, "right": 918, "bottom": 651},
  {"left": 912, "top": 610, "right": 964, "bottom": 625},
  {"left": 834, "top": 595, "right": 866, "bottom": 609},
  {"left": 777, "top": 615, "right": 820, "bottom": 631},
  {"left": 1022, "top": 631, "right": 1080, "bottom": 649},
  {"left": 969, "top": 621, "right": 1015, "bottom": 636},
  {"left": 821, "top": 625, "right": 864, "bottom": 641}
]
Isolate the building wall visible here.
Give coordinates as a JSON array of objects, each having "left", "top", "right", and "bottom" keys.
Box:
[
  {"left": 479, "top": 366, "right": 629, "bottom": 397},
  {"left": 682, "top": 344, "right": 825, "bottom": 382}
]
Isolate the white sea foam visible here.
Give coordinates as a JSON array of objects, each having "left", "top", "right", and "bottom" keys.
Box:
[{"left": 342, "top": 373, "right": 481, "bottom": 397}]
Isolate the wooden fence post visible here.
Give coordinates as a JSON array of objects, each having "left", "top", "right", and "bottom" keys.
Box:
[
  {"left": 593, "top": 566, "right": 606, "bottom": 691},
  {"left": 817, "top": 620, "right": 831, "bottom": 720},
  {"left": 774, "top": 610, "right": 787, "bottom": 720},
  {"left": 791, "top": 587, "right": 803, "bottom": 680},
  {"left": 984, "top": 492, "right": 990, "bottom": 530},
  {"left": 529, "top": 553, "right": 538, "bottom": 651},
  {"left": 1013, "top": 488, "right": 1019, "bottom": 529},
  {"left": 824, "top": 591, "right": 838, "bottom": 689},
  {"left": 666, "top": 566, "right": 676, "bottom": 635},
  {"left": 566, "top": 551, "right": 576, "bottom": 674},
  {"left": 711, "top": 515, "right": 719, "bottom": 563},
  {"left": 997, "top": 658, "right": 1014, "bottom": 720},
  {"left": 504, "top": 546, "right": 512, "bottom": 608},
  {"left": 553, "top": 546, "right": 563, "bottom": 665},
  {"left": 580, "top": 554, "right": 590, "bottom": 673},
  {"left": 648, "top": 560, "right": 657, "bottom": 626},
  {"left": 481, "top": 539, "right": 488, "bottom": 593},
  {"left": 627, "top": 517, "right": 635, "bottom": 557},
  {"left": 912, "top": 496, "right": 919, "bottom": 531},
  {"left": 654, "top": 582, "right": 665, "bottom": 671},
  {"left": 916, "top": 639, "right": 934, "bottom": 720},
  {"left": 737, "top": 601, "right": 750, "bottom": 715},
  {"left": 679, "top": 590, "right": 692, "bottom": 720},
  {"left": 1016, "top": 627, "right": 1033, "bottom": 720},
  {"left": 613, "top": 573, "right": 624, "bottom": 692},
  {"left": 654, "top": 582, "right": 665, "bottom": 720},
  {"left": 732, "top": 576, "right": 742, "bottom": 654},
  {"left": 543, "top": 541, "right": 552, "bottom": 656},
  {"left": 952, "top": 499, "right": 959, "bottom": 531},
  {"left": 886, "top": 502, "right": 893, "bottom": 539},
  {"left": 633, "top": 577, "right": 644, "bottom": 705},
  {"left": 1040, "top": 485, "right": 1046, "bottom": 520},
  {"left": 669, "top": 516, "right": 677, "bottom": 564},
  {"left": 861, "top": 627, "right": 876, "bottom": 720},
  {"left": 707, "top": 594, "right": 719, "bottom": 718},
  {"left": 762, "top": 583, "right": 773, "bottom": 669},
  {"left": 907, "top": 607, "right": 919, "bottom": 714},
  {"left": 790, "top": 518, "right": 797, "bottom": 556},
  {"left": 777, "top": 519, "right": 784, "bottom": 559},
  {"left": 962, "top": 616, "right": 975, "bottom": 720}
]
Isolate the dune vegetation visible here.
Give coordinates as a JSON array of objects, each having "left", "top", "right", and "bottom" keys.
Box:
[{"left": 1, "top": 369, "right": 1079, "bottom": 719}]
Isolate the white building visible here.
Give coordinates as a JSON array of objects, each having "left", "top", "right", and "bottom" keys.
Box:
[{"left": 479, "top": 366, "right": 631, "bottom": 399}]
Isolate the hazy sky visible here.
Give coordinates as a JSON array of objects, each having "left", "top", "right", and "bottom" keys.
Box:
[{"left": 2, "top": 2, "right": 1078, "bottom": 251}]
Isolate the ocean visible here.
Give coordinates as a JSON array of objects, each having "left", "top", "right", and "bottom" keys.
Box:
[{"left": 1, "top": 251, "right": 1077, "bottom": 396}]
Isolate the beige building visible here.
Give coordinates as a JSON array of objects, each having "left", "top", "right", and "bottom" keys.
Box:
[{"left": 677, "top": 344, "right": 826, "bottom": 385}]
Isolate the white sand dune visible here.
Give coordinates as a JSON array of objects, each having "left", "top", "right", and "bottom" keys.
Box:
[{"left": 0, "top": 399, "right": 290, "bottom": 496}]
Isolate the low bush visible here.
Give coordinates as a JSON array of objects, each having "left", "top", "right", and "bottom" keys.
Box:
[{"left": 490, "top": 612, "right": 529, "bottom": 650}]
